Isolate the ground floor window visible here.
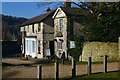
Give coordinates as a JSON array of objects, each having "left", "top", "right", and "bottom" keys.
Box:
[
  {"left": 25, "top": 37, "right": 36, "bottom": 57},
  {"left": 32, "top": 41, "right": 35, "bottom": 53},
  {"left": 58, "top": 40, "right": 62, "bottom": 50},
  {"left": 26, "top": 40, "right": 28, "bottom": 51}
]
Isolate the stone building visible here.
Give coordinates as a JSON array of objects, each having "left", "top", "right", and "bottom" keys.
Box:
[
  {"left": 20, "top": 10, "right": 55, "bottom": 58},
  {"left": 52, "top": 7, "right": 90, "bottom": 59},
  {"left": 20, "top": 2, "right": 90, "bottom": 59}
]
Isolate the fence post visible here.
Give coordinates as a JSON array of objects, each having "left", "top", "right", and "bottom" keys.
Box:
[
  {"left": 37, "top": 65, "right": 42, "bottom": 80},
  {"left": 55, "top": 59, "right": 59, "bottom": 80},
  {"left": 103, "top": 55, "right": 108, "bottom": 73},
  {"left": 72, "top": 57, "right": 76, "bottom": 77},
  {"left": 87, "top": 56, "right": 92, "bottom": 75}
]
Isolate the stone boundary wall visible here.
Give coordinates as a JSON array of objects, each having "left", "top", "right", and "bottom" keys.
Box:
[{"left": 79, "top": 42, "right": 118, "bottom": 62}]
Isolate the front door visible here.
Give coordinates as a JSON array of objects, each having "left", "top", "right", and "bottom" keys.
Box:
[{"left": 49, "top": 41, "right": 54, "bottom": 56}]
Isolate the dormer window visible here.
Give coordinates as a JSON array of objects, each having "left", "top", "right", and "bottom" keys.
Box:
[{"left": 58, "top": 18, "right": 63, "bottom": 32}]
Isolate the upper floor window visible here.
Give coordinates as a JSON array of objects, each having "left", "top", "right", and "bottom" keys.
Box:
[
  {"left": 58, "top": 18, "right": 63, "bottom": 32},
  {"left": 27, "top": 26, "right": 29, "bottom": 32},
  {"left": 38, "top": 40, "right": 40, "bottom": 46},
  {"left": 38, "top": 23, "right": 41, "bottom": 32},
  {"left": 32, "top": 24, "right": 34, "bottom": 33}
]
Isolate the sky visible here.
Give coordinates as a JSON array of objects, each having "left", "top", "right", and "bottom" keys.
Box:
[
  {"left": 2, "top": 2, "right": 63, "bottom": 19},
  {"left": 1, "top": 0, "right": 120, "bottom": 19}
]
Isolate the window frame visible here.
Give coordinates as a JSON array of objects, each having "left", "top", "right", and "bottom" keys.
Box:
[
  {"left": 58, "top": 18, "right": 63, "bottom": 32},
  {"left": 32, "top": 41, "right": 35, "bottom": 53},
  {"left": 27, "top": 26, "right": 29, "bottom": 32},
  {"left": 58, "top": 40, "right": 62, "bottom": 50}
]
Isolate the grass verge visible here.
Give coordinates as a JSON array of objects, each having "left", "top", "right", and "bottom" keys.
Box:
[{"left": 62, "top": 71, "right": 119, "bottom": 80}]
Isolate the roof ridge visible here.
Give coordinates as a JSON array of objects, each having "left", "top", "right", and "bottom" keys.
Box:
[{"left": 20, "top": 10, "right": 55, "bottom": 27}]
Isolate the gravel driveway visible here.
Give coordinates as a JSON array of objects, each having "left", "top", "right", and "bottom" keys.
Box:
[{"left": 2, "top": 58, "right": 119, "bottom": 78}]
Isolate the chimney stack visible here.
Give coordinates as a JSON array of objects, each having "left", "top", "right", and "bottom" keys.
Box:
[
  {"left": 64, "top": 2, "right": 71, "bottom": 8},
  {"left": 46, "top": 7, "right": 51, "bottom": 12}
]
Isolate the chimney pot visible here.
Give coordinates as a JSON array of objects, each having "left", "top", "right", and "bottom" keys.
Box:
[{"left": 64, "top": 2, "right": 71, "bottom": 8}]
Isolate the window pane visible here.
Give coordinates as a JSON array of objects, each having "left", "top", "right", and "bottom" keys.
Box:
[
  {"left": 58, "top": 41, "right": 62, "bottom": 49},
  {"left": 27, "top": 40, "right": 28, "bottom": 51},
  {"left": 58, "top": 18, "right": 62, "bottom": 32},
  {"left": 32, "top": 41, "right": 35, "bottom": 53},
  {"left": 38, "top": 40, "right": 40, "bottom": 46}
]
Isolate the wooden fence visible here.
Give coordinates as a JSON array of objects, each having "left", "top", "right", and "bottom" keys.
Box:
[{"left": 37, "top": 55, "right": 108, "bottom": 79}]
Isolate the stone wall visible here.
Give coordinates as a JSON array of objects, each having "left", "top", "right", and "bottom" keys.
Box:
[
  {"left": 79, "top": 42, "right": 119, "bottom": 62},
  {"left": 54, "top": 8, "right": 68, "bottom": 58}
]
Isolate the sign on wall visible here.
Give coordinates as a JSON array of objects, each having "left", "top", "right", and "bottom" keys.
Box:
[
  {"left": 70, "top": 41, "right": 75, "bottom": 49},
  {"left": 45, "top": 49, "right": 51, "bottom": 56}
]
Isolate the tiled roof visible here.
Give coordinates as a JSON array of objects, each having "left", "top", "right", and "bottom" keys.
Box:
[
  {"left": 21, "top": 7, "right": 91, "bottom": 27},
  {"left": 20, "top": 10, "right": 55, "bottom": 26},
  {"left": 60, "top": 7, "right": 91, "bottom": 16}
]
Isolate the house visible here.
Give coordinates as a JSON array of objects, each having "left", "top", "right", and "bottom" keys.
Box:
[
  {"left": 20, "top": 9, "right": 55, "bottom": 58},
  {"left": 52, "top": 7, "right": 90, "bottom": 59}
]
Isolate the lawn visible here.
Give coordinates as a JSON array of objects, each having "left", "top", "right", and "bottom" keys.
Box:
[
  {"left": 40, "top": 71, "right": 120, "bottom": 80},
  {"left": 62, "top": 71, "right": 119, "bottom": 80}
]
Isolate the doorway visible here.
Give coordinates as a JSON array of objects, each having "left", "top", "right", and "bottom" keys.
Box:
[{"left": 49, "top": 41, "right": 54, "bottom": 57}]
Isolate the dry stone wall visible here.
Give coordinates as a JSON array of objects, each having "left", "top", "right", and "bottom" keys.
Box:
[{"left": 80, "top": 42, "right": 118, "bottom": 62}]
